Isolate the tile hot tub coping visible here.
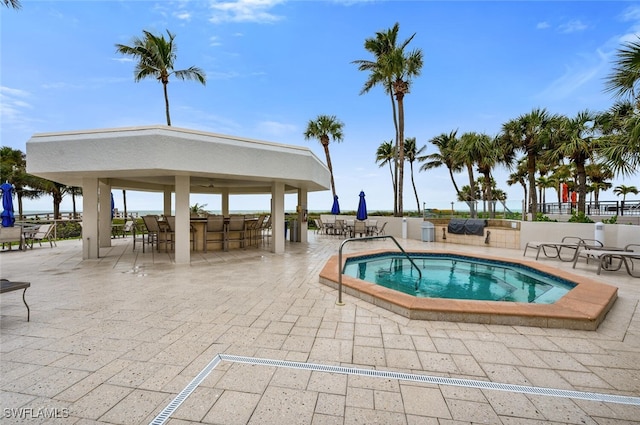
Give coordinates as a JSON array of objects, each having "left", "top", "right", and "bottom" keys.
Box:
[{"left": 319, "top": 249, "right": 618, "bottom": 330}]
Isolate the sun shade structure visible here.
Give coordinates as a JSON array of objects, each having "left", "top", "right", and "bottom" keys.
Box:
[{"left": 26, "top": 125, "right": 331, "bottom": 263}]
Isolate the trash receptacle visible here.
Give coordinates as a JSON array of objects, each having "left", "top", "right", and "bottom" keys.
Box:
[
  {"left": 290, "top": 220, "right": 298, "bottom": 242},
  {"left": 421, "top": 221, "right": 435, "bottom": 242}
]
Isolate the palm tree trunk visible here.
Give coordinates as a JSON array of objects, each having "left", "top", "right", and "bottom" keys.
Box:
[
  {"left": 396, "top": 92, "right": 405, "bottom": 217},
  {"left": 123, "top": 189, "right": 128, "bottom": 218},
  {"left": 388, "top": 80, "right": 399, "bottom": 216},
  {"left": 467, "top": 163, "right": 476, "bottom": 218},
  {"left": 163, "top": 82, "right": 171, "bottom": 126},
  {"left": 484, "top": 171, "right": 493, "bottom": 218},
  {"left": 388, "top": 162, "right": 396, "bottom": 193},
  {"left": 577, "top": 161, "right": 587, "bottom": 214},
  {"left": 448, "top": 169, "right": 462, "bottom": 197},
  {"left": 323, "top": 142, "right": 336, "bottom": 198},
  {"left": 527, "top": 153, "right": 537, "bottom": 220},
  {"left": 410, "top": 162, "right": 420, "bottom": 213}
]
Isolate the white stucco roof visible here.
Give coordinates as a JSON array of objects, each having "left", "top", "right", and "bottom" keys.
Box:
[{"left": 26, "top": 125, "right": 331, "bottom": 194}]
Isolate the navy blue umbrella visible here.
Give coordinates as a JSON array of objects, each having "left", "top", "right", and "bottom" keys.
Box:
[
  {"left": 356, "top": 191, "right": 367, "bottom": 221},
  {"left": 111, "top": 192, "right": 115, "bottom": 220},
  {"left": 1, "top": 182, "right": 15, "bottom": 227},
  {"left": 331, "top": 195, "right": 340, "bottom": 215}
]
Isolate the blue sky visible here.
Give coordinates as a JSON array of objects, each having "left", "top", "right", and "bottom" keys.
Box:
[{"left": 2, "top": 0, "right": 639, "bottom": 214}]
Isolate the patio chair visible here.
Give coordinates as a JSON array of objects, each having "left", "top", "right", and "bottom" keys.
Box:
[
  {"left": 226, "top": 215, "right": 248, "bottom": 250},
  {"left": 28, "top": 223, "right": 56, "bottom": 248},
  {"left": 165, "top": 216, "right": 196, "bottom": 251},
  {"left": 247, "top": 214, "right": 266, "bottom": 246},
  {"left": 204, "top": 216, "right": 226, "bottom": 252},
  {"left": 334, "top": 219, "right": 346, "bottom": 236},
  {"left": 372, "top": 222, "right": 387, "bottom": 236},
  {"left": 141, "top": 215, "right": 162, "bottom": 252},
  {"left": 122, "top": 220, "right": 135, "bottom": 237},
  {"left": 351, "top": 220, "right": 367, "bottom": 237}
]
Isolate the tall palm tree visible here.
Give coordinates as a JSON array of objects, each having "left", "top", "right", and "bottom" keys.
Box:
[
  {"left": 375, "top": 140, "right": 396, "bottom": 196},
  {"left": 404, "top": 137, "right": 426, "bottom": 213},
  {"left": 419, "top": 130, "right": 463, "bottom": 198},
  {"left": 453, "top": 132, "right": 491, "bottom": 218},
  {"left": 353, "top": 23, "right": 423, "bottom": 216},
  {"left": 115, "top": 29, "right": 206, "bottom": 126},
  {"left": 507, "top": 159, "right": 528, "bottom": 215},
  {"left": 500, "top": 108, "right": 555, "bottom": 220},
  {"left": 304, "top": 115, "right": 344, "bottom": 199}
]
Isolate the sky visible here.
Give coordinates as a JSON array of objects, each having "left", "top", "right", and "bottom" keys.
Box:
[{"left": 2, "top": 0, "right": 639, "bottom": 214}]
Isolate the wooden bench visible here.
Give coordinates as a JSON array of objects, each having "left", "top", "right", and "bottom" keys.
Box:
[{"left": 1, "top": 279, "right": 30, "bottom": 321}]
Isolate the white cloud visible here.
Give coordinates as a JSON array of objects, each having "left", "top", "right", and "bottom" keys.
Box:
[
  {"left": 558, "top": 19, "right": 588, "bottom": 34},
  {"left": 210, "top": 35, "right": 223, "bottom": 46},
  {"left": 536, "top": 21, "right": 550, "bottom": 30},
  {"left": 174, "top": 11, "right": 192, "bottom": 21},
  {"left": 256, "top": 120, "right": 297, "bottom": 137},
  {"left": 0, "top": 86, "right": 34, "bottom": 131},
  {"left": 208, "top": 0, "right": 285, "bottom": 24}
]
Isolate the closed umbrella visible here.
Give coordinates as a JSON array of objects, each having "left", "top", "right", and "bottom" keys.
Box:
[
  {"left": 331, "top": 195, "right": 340, "bottom": 215},
  {"left": 111, "top": 192, "right": 115, "bottom": 220},
  {"left": 356, "top": 191, "right": 367, "bottom": 221},
  {"left": 1, "top": 182, "right": 15, "bottom": 227}
]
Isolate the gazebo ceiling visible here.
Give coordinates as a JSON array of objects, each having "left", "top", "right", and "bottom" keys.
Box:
[{"left": 26, "top": 125, "right": 331, "bottom": 195}]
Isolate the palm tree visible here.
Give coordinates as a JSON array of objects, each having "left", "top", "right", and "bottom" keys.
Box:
[
  {"left": 115, "top": 29, "right": 206, "bottom": 126},
  {"left": 453, "top": 132, "right": 489, "bottom": 218},
  {"left": 2, "top": 0, "right": 21, "bottom": 9},
  {"left": 353, "top": 23, "right": 423, "bottom": 216},
  {"left": 507, "top": 159, "right": 528, "bottom": 215},
  {"left": 375, "top": 140, "right": 396, "bottom": 197},
  {"left": 613, "top": 185, "right": 639, "bottom": 209},
  {"left": 500, "top": 108, "right": 555, "bottom": 220},
  {"left": 304, "top": 115, "right": 344, "bottom": 199},
  {"left": 548, "top": 111, "right": 596, "bottom": 214},
  {"left": 404, "top": 137, "right": 426, "bottom": 213},
  {"left": 604, "top": 36, "right": 640, "bottom": 104},
  {"left": 585, "top": 162, "right": 613, "bottom": 208},
  {"left": 419, "top": 130, "right": 463, "bottom": 198}
]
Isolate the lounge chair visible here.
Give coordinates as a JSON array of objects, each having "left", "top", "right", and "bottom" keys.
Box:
[
  {"left": 28, "top": 223, "right": 56, "bottom": 248},
  {"left": 523, "top": 236, "right": 601, "bottom": 261},
  {"left": 573, "top": 243, "right": 640, "bottom": 277}
]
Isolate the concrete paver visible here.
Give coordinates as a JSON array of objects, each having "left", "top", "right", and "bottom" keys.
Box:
[{"left": 2, "top": 232, "right": 640, "bottom": 424}]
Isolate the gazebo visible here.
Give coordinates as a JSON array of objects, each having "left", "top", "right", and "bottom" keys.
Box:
[{"left": 26, "top": 125, "right": 331, "bottom": 263}]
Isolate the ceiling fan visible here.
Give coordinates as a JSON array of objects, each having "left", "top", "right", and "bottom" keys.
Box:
[{"left": 197, "top": 179, "right": 215, "bottom": 189}]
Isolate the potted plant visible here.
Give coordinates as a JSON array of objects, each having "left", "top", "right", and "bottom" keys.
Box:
[{"left": 190, "top": 203, "right": 208, "bottom": 217}]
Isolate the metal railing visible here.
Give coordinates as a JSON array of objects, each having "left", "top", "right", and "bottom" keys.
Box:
[{"left": 337, "top": 235, "right": 422, "bottom": 305}]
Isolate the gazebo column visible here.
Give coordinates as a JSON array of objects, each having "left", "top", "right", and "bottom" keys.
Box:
[
  {"left": 163, "top": 187, "right": 172, "bottom": 216},
  {"left": 82, "top": 178, "right": 99, "bottom": 259},
  {"left": 271, "top": 182, "right": 285, "bottom": 254},
  {"left": 221, "top": 188, "right": 230, "bottom": 217},
  {"left": 298, "top": 188, "right": 308, "bottom": 243},
  {"left": 98, "top": 180, "right": 112, "bottom": 248},
  {"left": 174, "top": 175, "right": 190, "bottom": 264}
]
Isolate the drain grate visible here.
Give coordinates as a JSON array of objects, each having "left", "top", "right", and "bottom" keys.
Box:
[{"left": 150, "top": 353, "right": 640, "bottom": 425}]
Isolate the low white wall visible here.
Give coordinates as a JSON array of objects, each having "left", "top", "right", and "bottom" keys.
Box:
[
  {"left": 320, "top": 214, "right": 639, "bottom": 250},
  {"left": 519, "top": 221, "right": 640, "bottom": 249}
]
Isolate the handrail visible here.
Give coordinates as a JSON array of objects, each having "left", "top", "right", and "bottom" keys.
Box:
[{"left": 337, "top": 235, "right": 422, "bottom": 305}]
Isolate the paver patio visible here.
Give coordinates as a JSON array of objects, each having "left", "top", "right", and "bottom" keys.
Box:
[{"left": 1, "top": 232, "right": 640, "bottom": 424}]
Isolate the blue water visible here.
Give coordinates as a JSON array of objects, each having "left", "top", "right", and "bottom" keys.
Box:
[{"left": 342, "top": 253, "right": 576, "bottom": 304}]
